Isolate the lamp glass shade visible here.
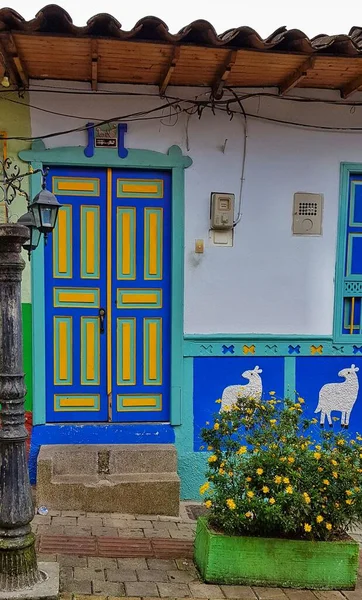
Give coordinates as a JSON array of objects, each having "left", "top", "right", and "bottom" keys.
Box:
[
  {"left": 29, "top": 188, "right": 60, "bottom": 234},
  {"left": 17, "top": 210, "right": 41, "bottom": 253}
]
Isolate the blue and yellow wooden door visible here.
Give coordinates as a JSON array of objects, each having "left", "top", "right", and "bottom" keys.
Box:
[{"left": 44, "top": 167, "right": 171, "bottom": 423}]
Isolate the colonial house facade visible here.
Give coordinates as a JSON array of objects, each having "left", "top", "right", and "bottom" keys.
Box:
[{"left": 2, "top": 5, "right": 362, "bottom": 511}]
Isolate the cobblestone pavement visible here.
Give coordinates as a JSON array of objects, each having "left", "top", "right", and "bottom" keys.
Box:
[
  {"left": 31, "top": 506, "right": 362, "bottom": 599},
  {"left": 32, "top": 503, "right": 197, "bottom": 540}
]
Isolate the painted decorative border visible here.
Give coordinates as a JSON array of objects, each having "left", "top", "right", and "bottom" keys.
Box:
[
  {"left": 183, "top": 334, "right": 362, "bottom": 357},
  {"left": 20, "top": 142, "right": 192, "bottom": 426}
]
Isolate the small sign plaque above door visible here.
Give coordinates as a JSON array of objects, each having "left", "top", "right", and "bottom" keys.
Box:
[
  {"left": 95, "top": 123, "right": 118, "bottom": 148},
  {"left": 84, "top": 122, "right": 128, "bottom": 158}
]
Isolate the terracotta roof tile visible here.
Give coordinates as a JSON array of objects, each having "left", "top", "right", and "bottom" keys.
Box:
[{"left": 1, "top": 4, "right": 362, "bottom": 56}]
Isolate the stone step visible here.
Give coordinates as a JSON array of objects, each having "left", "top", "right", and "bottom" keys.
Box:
[
  {"left": 36, "top": 444, "right": 180, "bottom": 516},
  {"left": 45, "top": 444, "right": 178, "bottom": 475}
]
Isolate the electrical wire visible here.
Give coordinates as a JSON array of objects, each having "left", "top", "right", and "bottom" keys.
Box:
[
  {"left": 225, "top": 87, "right": 248, "bottom": 227},
  {"left": 3, "top": 84, "right": 362, "bottom": 141}
]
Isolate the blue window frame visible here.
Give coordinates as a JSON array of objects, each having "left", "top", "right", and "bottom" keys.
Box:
[{"left": 334, "top": 164, "right": 362, "bottom": 342}]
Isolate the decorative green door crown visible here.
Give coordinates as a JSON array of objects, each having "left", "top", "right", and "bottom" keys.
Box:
[{"left": 19, "top": 140, "right": 192, "bottom": 426}]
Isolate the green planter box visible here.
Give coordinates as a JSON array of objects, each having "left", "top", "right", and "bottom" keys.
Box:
[{"left": 194, "top": 517, "right": 359, "bottom": 590}]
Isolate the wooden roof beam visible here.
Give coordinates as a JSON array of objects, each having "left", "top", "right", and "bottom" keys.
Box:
[
  {"left": 341, "top": 74, "right": 362, "bottom": 99},
  {"left": 279, "top": 57, "right": 316, "bottom": 96},
  {"left": 91, "top": 39, "right": 98, "bottom": 91},
  {"left": 0, "top": 33, "right": 28, "bottom": 88},
  {"left": 159, "top": 46, "right": 180, "bottom": 96},
  {"left": 213, "top": 50, "right": 237, "bottom": 99}
]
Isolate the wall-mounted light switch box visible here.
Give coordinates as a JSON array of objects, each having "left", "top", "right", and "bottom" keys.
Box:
[
  {"left": 210, "top": 192, "right": 235, "bottom": 230},
  {"left": 292, "top": 192, "right": 323, "bottom": 235}
]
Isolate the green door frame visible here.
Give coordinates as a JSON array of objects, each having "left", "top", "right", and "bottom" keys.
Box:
[{"left": 19, "top": 141, "right": 192, "bottom": 426}]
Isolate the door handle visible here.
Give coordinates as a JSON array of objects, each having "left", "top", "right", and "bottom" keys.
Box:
[{"left": 99, "top": 308, "right": 106, "bottom": 334}]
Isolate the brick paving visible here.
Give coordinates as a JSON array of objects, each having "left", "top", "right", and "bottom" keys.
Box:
[{"left": 30, "top": 505, "right": 362, "bottom": 599}]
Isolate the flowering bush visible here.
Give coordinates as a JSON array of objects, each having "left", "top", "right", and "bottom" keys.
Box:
[{"left": 200, "top": 395, "right": 362, "bottom": 541}]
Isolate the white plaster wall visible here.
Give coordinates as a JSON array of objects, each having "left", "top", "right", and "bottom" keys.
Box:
[{"left": 28, "top": 81, "right": 362, "bottom": 335}]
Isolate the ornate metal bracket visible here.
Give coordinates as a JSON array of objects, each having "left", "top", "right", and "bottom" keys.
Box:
[{"left": 0, "top": 159, "right": 43, "bottom": 206}]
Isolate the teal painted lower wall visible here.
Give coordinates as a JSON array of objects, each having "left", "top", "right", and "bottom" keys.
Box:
[{"left": 26, "top": 331, "right": 362, "bottom": 501}]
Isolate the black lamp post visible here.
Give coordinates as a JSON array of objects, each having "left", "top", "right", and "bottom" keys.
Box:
[{"left": 0, "top": 159, "right": 60, "bottom": 593}]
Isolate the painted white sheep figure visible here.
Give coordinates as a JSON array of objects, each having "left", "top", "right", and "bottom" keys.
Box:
[
  {"left": 221, "top": 366, "right": 263, "bottom": 411},
  {"left": 315, "top": 364, "right": 359, "bottom": 428}
]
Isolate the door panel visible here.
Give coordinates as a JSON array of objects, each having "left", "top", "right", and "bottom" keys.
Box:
[
  {"left": 111, "top": 170, "right": 171, "bottom": 422},
  {"left": 44, "top": 167, "right": 171, "bottom": 423},
  {"left": 45, "top": 167, "right": 108, "bottom": 422}
]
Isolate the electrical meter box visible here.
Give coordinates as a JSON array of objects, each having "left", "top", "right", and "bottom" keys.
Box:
[{"left": 210, "top": 192, "right": 235, "bottom": 230}]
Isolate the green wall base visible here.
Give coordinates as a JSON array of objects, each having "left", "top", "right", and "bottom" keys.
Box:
[
  {"left": 22, "top": 303, "right": 32, "bottom": 412},
  {"left": 194, "top": 518, "right": 359, "bottom": 590}
]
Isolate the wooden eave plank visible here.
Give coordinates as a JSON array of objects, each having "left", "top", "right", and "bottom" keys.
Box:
[
  {"left": 10, "top": 31, "right": 362, "bottom": 90},
  {"left": 159, "top": 46, "right": 180, "bottom": 94},
  {"left": 211, "top": 50, "right": 237, "bottom": 98},
  {"left": 0, "top": 32, "right": 28, "bottom": 87},
  {"left": 278, "top": 57, "right": 316, "bottom": 95},
  {"left": 91, "top": 39, "right": 98, "bottom": 91},
  {"left": 340, "top": 74, "right": 362, "bottom": 98}
]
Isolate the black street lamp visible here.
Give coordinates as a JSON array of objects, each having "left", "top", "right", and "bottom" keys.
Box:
[
  {"left": 0, "top": 158, "right": 60, "bottom": 594},
  {"left": 17, "top": 210, "right": 41, "bottom": 259},
  {"left": 29, "top": 185, "right": 61, "bottom": 242}
]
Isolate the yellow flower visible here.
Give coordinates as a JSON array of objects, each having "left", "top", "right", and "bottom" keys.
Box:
[
  {"left": 326, "top": 523, "right": 332, "bottom": 531},
  {"left": 346, "top": 490, "right": 353, "bottom": 496},
  {"left": 337, "top": 439, "right": 345, "bottom": 446},
  {"left": 332, "top": 472, "right": 338, "bottom": 479},
  {"left": 311, "top": 418, "right": 318, "bottom": 424},
  {"left": 288, "top": 456, "right": 295, "bottom": 464},
  {"left": 215, "top": 399, "right": 222, "bottom": 404},
  {"left": 304, "top": 523, "right": 312, "bottom": 532},
  {"left": 204, "top": 500, "right": 212, "bottom": 509},
  {"left": 245, "top": 511, "right": 253, "bottom": 518},
  {"left": 285, "top": 485, "right": 293, "bottom": 494},
  {"left": 214, "top": 423, "right": 220, "bottom": 431},
  {"left": 323, "top": 479, "right": 330, "bottom": 486},
  {"left": 314, "top": 452, "right": 321, "bottom": 460},
  {"left": 335, "top": 502, "right": 340, "bottom": 508},
  {"left": 270, "top": 419, "right": 277, "bottom": 425},
  {"left": 246, "top": 476, "right": 252, "bottom": 482},
  {"left": 228, "top": 471, "right": 234, "bottom": 477},
  {"left": 301, "top": 444, "right": 306, "bottom": 450},
  {"left": 346, "top": 499, "right": 353, "bottom": 505},
  {"left": 269, "top": 391, "right": 276, "bottom": 396},
  {"left": 303, "top": 493, "right": 311, "bottom": 504},
  {"left": 226, "top": 498, "right": 236, "bottom": 510},
  {"left": 280, "top": 457, "right": 287, "bottom": 462},
  {"left": 298, "top": 398, "right": 305, "bottom": 404},
  {"left": 315, "top": 445, "right": 321, "bottom": 450},
  {"left": 262, "top": 486, "right": 270, "bottom": 493},
  {"left": 274, "top": 475, "right": 282, "bottom": 484},
  {"left": 283, "top": 477, "right": 290, "bottom": 484},
  {"left": 199, "top": 482, "right": 210, "bottom": 495},
  {"left": 256, "top": 468, "right": 264, "bottom": 475},
  {"left": 316, "top": 515, "right": 324, "bottom": 523},
  {"left": 294, "top": 403, "right": 301, "bottom": 409},
  {"left": 247, "top": 490, "right": 254, "bottom": 498},
  {"left": 219, "top": 468, "right": 226, "bottom": 475},
  {"left": 237, "top": 446, "right": 247, "bottom": 455},
  {"left": 208, "top": 455, "right": 217, "bottom": 463},
  {"left": 269, "top": 497, "right": 276, "bottom": 504},
  {"left": 207, "top": 446, "right": 213, "bottom": 451},
  {"left": 360, "top": 453, "right": 362, "bottom": 459},
  {"left": 331, "top": 459, "right": 338, "bottom": 466},
  {"left": 318, "top": 467, "right": 323, "bottom": 472}
]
